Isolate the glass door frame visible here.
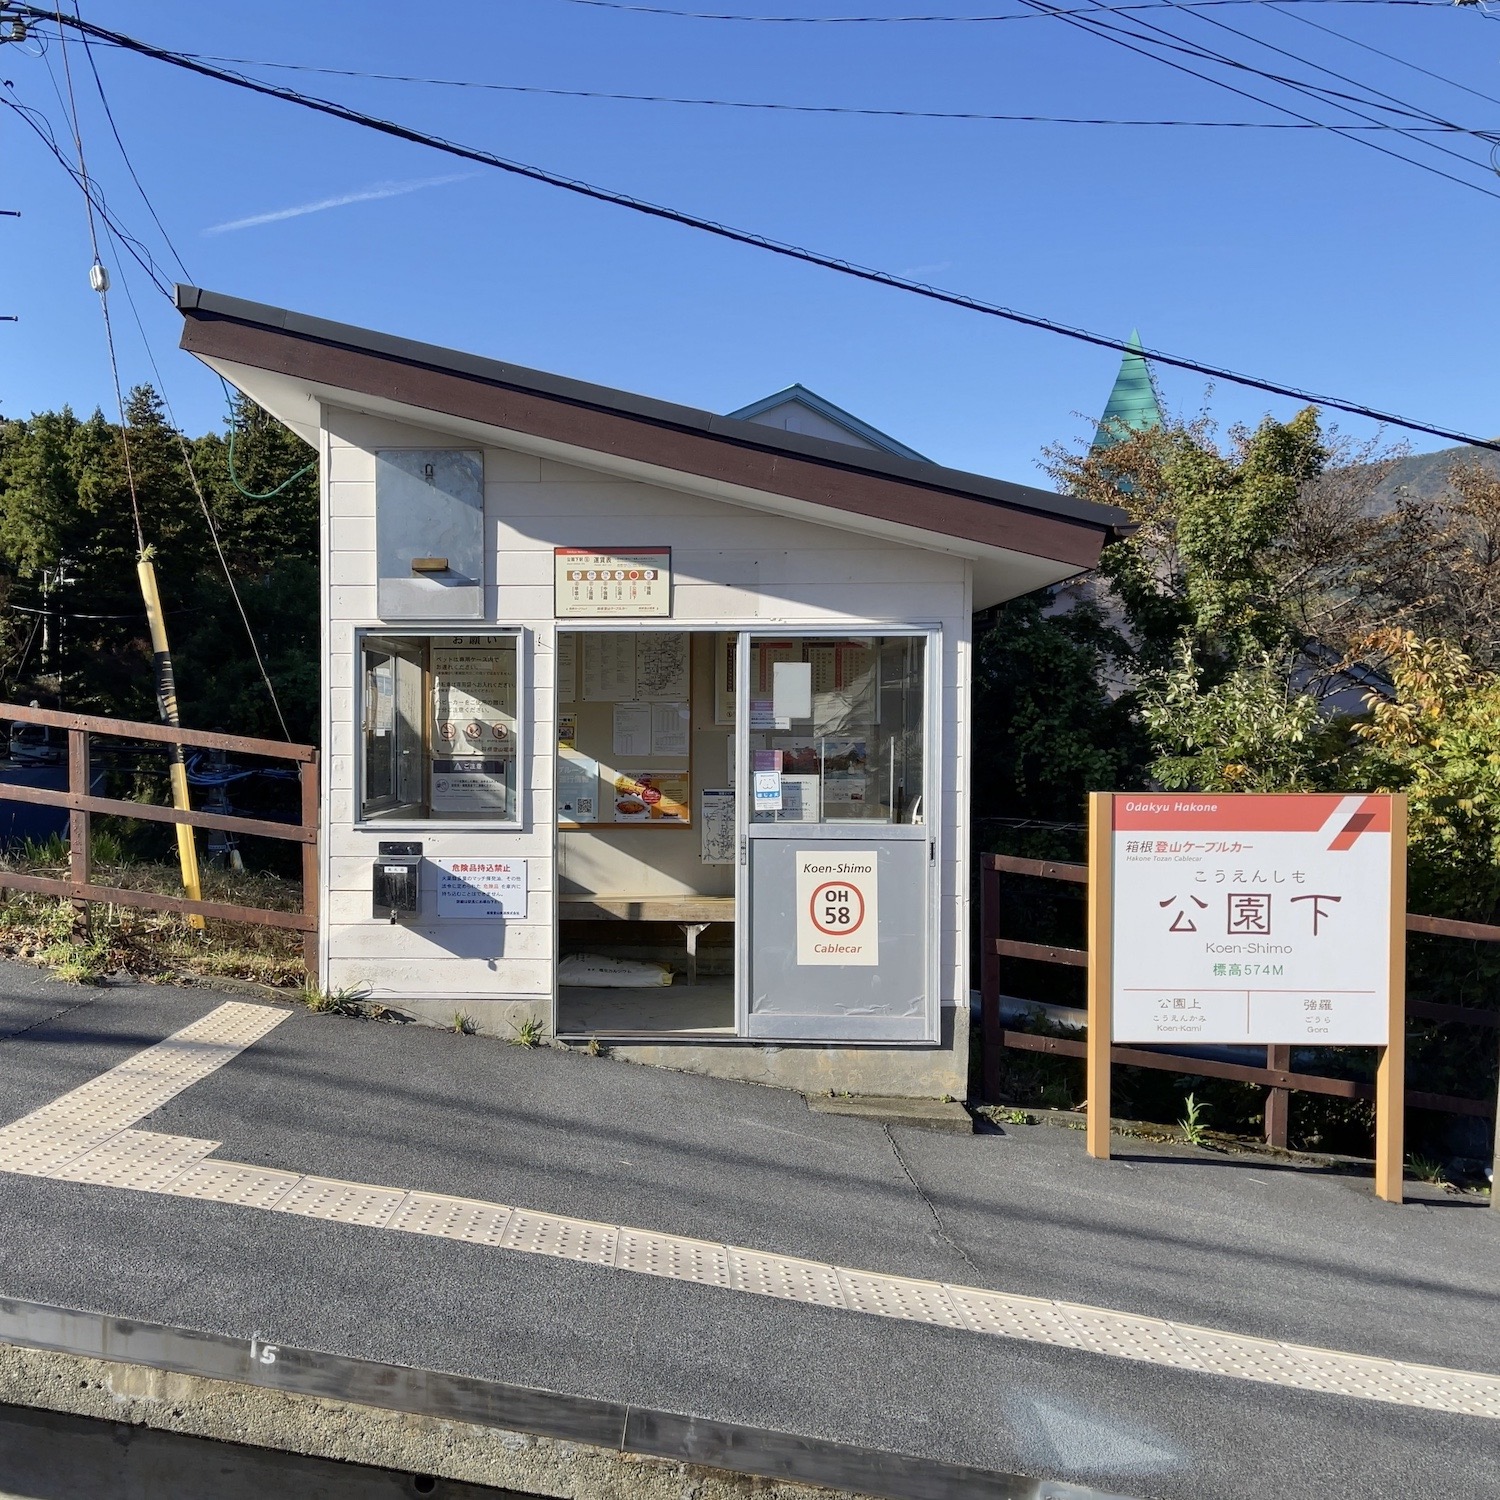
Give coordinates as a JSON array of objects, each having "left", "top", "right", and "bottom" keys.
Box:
[{"left": 733, "top": 624, "right": 943, "bottom": 1044}]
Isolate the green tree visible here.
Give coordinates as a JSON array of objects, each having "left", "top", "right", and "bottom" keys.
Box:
[
  {"left": 972, "top": 593, "right": 1146, "bottom": 839},
  {"left": 0, "top": 390, "right": 319, "bottom": 738}
]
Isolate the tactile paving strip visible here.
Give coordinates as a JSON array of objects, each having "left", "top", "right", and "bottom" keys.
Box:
[
  {"left": 51, "top": 1129, "right": 219, "bottom": 1192},
  {"left": 6, "top": 999, "right": 1500, "bottom": 1422},
  {"left": 0, "top": 1001, "right": 288, "bottom": 1176}
]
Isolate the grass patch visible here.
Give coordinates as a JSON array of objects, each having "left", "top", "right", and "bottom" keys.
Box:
[
  {"left": 511, "top": 1015, "right": 543, "bottom": 1048},
  {"left": 451, "top": 1010, "right": 477, "bottom": 1035},
  {"left": 299, "top": 982, "right": 367, "bottom": 1015},
  {"left": 0, "top": 846, "right": 306, "bottom": 989}
]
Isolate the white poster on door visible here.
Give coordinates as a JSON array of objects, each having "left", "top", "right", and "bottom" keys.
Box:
[{"left": 795, "top": 850, "right": 878, "bottom": 966}]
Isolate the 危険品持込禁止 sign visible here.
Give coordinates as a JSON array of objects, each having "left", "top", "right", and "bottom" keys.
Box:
[{"left": 1110, "top": 794, "right": 1398, "bottom": 1046}]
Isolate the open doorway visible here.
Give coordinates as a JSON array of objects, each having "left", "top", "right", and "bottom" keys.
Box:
[{"left": 555, "top": 629, "right": 735, "bottom": 1036}]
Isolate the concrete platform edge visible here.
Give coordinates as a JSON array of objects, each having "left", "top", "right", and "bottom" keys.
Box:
[{"left": 0, "top": 1298, "right": 1124, "bottom": 1500}]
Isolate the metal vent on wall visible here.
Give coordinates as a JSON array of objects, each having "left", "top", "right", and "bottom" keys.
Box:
[{"left": 375, "top": 449, "right": 484, "bottom": 620}]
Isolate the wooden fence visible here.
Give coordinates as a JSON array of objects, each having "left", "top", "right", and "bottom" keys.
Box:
[
  {"left": 979, "top": 852, "right": 1500, "bottom": 1152},
  {"left": 0, "top": 703, "right": 318, "bottom": 975}
]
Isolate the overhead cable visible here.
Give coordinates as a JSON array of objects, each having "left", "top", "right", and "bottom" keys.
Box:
[
  {"left": 1268, "top": 1, "right": 1500, "bottom": 111},
  {"left": 118, "top": 49, "right": 1499, "bottom": 133},
  {"left": 23, "top": 5, "right": 1499, "bottom": 453},
  {"left": 1008, "top": 0, "right": 1500, "bottom": 199},
  {"left": 552, "top": 0, "right": 1445, "bottom": 19}
]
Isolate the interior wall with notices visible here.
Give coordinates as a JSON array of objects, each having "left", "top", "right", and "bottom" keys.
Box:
[{"left": 556, "top": 630, "right": 734, "bottom": 898}]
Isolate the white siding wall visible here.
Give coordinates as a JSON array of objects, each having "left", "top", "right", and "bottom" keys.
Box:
[{"left": 321, "top": 405, "right": 971, "bottom": 1014}]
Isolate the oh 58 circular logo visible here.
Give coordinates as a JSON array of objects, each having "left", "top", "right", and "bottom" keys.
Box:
[{"left": 809, "top": 881, "right": 865, "bottom": 937}]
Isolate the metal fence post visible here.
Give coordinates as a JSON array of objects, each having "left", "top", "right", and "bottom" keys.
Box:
[
  {"left": 299, "top": 755, "right": 320, "bottom": 983},
  {"left": 980, "top": 857, "right": 1001, "bottom": 1103},
  {"left": 67, "top": 728, "right": 90, "bottom": 941},
  {"left": 1264, "top": 1045, "right": 1291, "bottom": 1149}
]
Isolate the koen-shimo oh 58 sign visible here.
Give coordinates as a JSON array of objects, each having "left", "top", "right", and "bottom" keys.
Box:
[{"left": 1109, "top": 793, "right": 1401, "bottom": 1047}]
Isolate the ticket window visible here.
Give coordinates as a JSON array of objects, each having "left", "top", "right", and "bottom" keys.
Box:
[{"left": 359, "top": 632, "right": 521, "bottom": 824}]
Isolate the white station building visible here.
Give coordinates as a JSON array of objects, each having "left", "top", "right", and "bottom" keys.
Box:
[{"left": 178, "top": 287, "right": 1123, "bottom": 1099}]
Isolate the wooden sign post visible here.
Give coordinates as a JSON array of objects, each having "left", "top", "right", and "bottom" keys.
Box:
[{"left": 1086, "top": 791, "right": 1408, "bottom": 1203}]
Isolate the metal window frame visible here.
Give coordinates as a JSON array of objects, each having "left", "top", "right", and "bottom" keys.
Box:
[{"left": 352, "top": 625, "right": 528, "bottom": 833}]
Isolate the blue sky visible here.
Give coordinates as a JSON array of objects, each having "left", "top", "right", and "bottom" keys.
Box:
[{"left": 5, "top": 0, "right": 1498, "bottom": 484}]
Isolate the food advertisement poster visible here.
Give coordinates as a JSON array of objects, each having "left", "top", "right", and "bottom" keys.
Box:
[
  {"left": 1110, "top": 794, "right": 1396, "bottom": 1046},
  {"left": 612, "top": 770, "right": 690, "bottom": 824}
]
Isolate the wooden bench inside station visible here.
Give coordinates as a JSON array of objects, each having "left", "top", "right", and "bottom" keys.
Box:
[{"left": 558, "top": 894, "right": 735, "bottom": 985}]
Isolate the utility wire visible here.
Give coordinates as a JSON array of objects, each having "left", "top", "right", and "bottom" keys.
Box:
[
  {"left": 44, "top": 39, "right": 293, "bottom": 738},
  {"left": 1, "top": 90, "right": 174, "bottom": 295},
  {"left": 24, "top": 5, "right": 1499, "bottom": 452},
  {"left": 104, "top": 225, "right": 295, "bottom": 740},
  {"left": 120, "top": 48, "right": 1499, "bottom": 132},
  {"left": 51, "top": 4, "right": 146, "bottom": 556},
  {"left": 1269, "top": 1, "right": 1500, "bottom": 112},
  {"left": 1009, "top": 0, "right": 1500, "bottom": 199},
  {"left": 1153, "top": 0, "right": 1500, "bottom": 170},
  {"left": 74, "top": 13, "right": 191, "bottom": 280},
  {"left": 553, "top": 0, "right": 1446, "bottom": 19}
]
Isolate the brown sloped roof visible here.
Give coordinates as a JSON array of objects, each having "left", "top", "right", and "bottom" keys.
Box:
[{"left": 176, "top": 286, "right": 1125, "bottom": 570}]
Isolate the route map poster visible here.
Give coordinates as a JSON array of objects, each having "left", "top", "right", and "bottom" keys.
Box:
[{"left": 1110, "top": 794, "right": 1398, "bottom": 1046}]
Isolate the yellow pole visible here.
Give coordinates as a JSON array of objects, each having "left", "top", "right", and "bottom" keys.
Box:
[{"left": 137, "top": 554, "right": 204, "bottom": 929}]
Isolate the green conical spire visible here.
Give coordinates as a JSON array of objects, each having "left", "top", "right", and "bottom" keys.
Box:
[{"left": 1091, "top": 331, "right": 1163, "bottom": 453}]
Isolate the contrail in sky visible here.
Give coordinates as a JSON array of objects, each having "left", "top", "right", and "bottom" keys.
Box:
[{"left": 204, "top": 173, "right": 474, "bottom": 234}]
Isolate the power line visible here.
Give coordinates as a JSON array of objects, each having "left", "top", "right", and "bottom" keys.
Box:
[
  {"left": 116, "top": 47, "right": 1498, "bottom": 132},
  {"left": 23, "top": 5, "right": 1499, "bottom": 452},
  {"left": 1152, "top": 0, "right": 1500, "bottom": 170},
  {"left": 1, "top": 89, "right": 174, "bottom": 295},
  {"left": 1269, "top": 1, "right": 1500, "bottom": 112},
  {"left": 74, "top": 10, "right": 191, "bottom": 280},
  {"left": 21, "top": 38, "right": 292, "bottom": 737},
  {"left": 553, "top": 0, "right": 1446, "bottom": 19},
  {"left": 1008, "top": 0, "right": 1500, "bottom": 200},
  {"left": 50, "top": 3, "right": 146, "bottom": 556}
]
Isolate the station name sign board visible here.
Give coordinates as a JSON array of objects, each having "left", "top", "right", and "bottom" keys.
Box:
[{"left": 1108, "top": 793, "right": 1399, "bottom": 1046}]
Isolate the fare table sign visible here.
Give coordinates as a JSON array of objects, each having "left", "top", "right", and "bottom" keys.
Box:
[{"left": 1086, "top": 792, "right": 1409, "bottom": 1201}]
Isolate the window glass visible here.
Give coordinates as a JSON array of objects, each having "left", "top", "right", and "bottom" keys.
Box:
[
  {"left": 359, "top": 632, "right": 520, "bottom": 823},
  {"left": 748, "top": 634, "right": 925, "bottom": 826}
]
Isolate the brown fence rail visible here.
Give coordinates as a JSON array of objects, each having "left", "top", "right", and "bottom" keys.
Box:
[
  {"left": 979, "top": 851, "right": 1500, "bottom": 1149},
  {"left": 0, "top": 703, "right": 318, "bottom": 974}
]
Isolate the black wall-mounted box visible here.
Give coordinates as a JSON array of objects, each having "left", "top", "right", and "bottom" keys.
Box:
[{"left": 374, "top": 841, "right": 422, "bottom": 919}]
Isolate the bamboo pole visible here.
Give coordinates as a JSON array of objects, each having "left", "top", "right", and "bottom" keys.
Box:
[{"left": 137, "top": 554, "right": 204, "bottom": 930}]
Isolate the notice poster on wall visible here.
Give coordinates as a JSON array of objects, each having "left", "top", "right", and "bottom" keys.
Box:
[
  {"left": 701, "top": 788, "right": 735, "bottom": 865},
  {"left": 430, "top": 639, "right": 517, "bottom": 759},
  {"left": 612, "top": 770, "right": 690, "bottom": 824},
  {"left": 431, "top": 759, "right": 513, "bottom": 814},
  {"left": 820, "top": 740, "right": 869, "bottom": 814},
  {"left": 1108, "top": 794, "right": 1397, "bottom": 1046},
  {"left": 715, "top": 633, "right": 736, "bottom": 725},
  {"left": 556, "top": 632, "right": 579, "bottom": 704},
  {"left": 795, "top": 849, "right": 879, "bottom": 966},
  {"left": 635, "top": 632, "right": 689, "bottom": 699},
  {"left": 433, "top": 858, "right": 528, "bottom": 920},
  {"left": 555, "top": 548, "right": 671, "bottom": 617},
  {"left": 582, "top": 633, "right": 636, "bottom": 701},
  {"left": 558, "top": 750, "right": 599, "bottom": 823}
]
